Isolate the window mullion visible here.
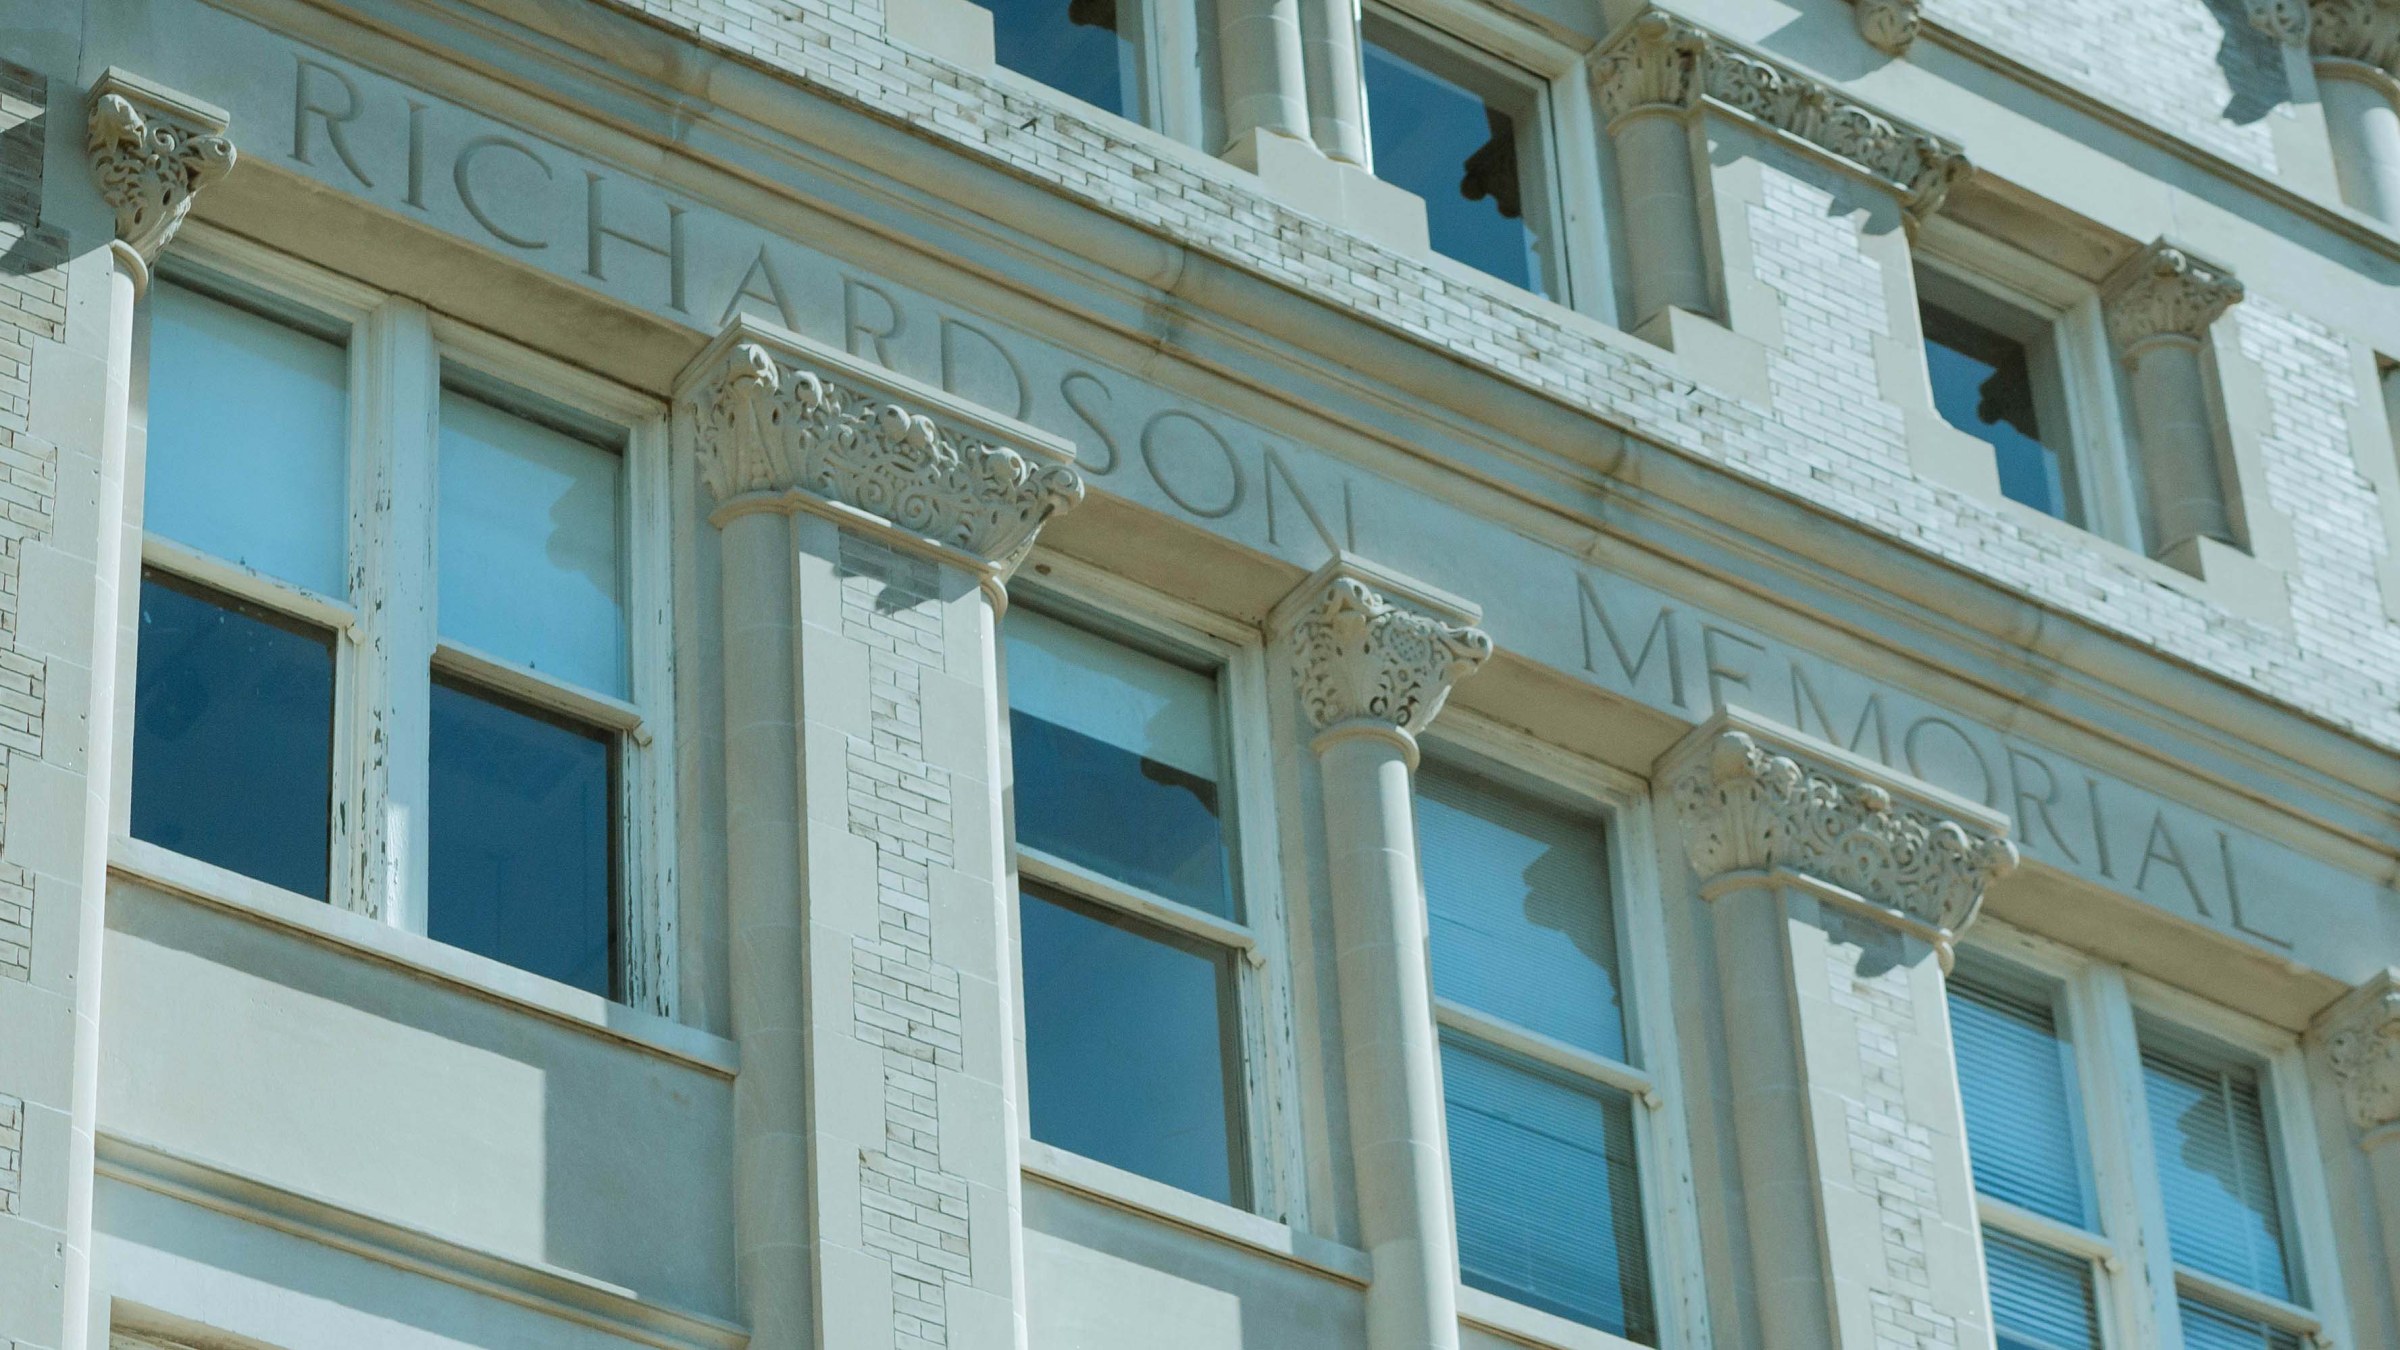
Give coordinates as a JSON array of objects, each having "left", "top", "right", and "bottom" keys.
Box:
[
  {"left": 346, "top": 296, "right": 441, "bottom": 931},
  {"left": 2075, "top": 964, "right": 2177, "bottom": 1349}
]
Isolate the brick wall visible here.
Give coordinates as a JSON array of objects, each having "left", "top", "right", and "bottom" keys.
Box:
[{"left": 0, "top": 59, "right": 57, "bottom": 985}]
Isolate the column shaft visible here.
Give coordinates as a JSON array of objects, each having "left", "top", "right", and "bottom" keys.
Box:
[
  {"left": 1217, "top": 0, "right": 1311, "bottom": 154},
  {"left": 2122, "top": 337, "right": 2234, "bottom": 555},
  {"left": 2321, "top": 64, "right": 2400, "bottom": 225},
  {"left": 2368, "top": 1136, "right": 2400, "bottom": 1322},
  {"left": 1301, "top": 0, "right": 1367, "bottom": 164},
  {"left": 1609, "top": 109, "right": 1712, "bottom": 326},
  {"left": 1319, "top": 726, "right": 1458, "bottom": 1350}
]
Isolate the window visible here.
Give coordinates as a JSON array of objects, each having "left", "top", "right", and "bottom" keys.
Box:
[
  {"left": 1004, "top": 590, "right": 1292, "bottom": 1213},
  {"left": 1414, "top": 751, "right": 1664, "bottom": 1344},
  {"left": 985, "top": 0, "right": 1219, "bottom": 147},
  {"left": 1950, "top": 931, "right": 2344, "bottom": 1350},
  {"left": 131, "top": 239, "right": 674, "bottom": 1008},
  {"left": 1363, "top": 7, "right": 1565, "bottom": 300}
]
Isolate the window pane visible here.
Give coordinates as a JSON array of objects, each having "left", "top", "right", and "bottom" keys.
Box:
[
  {"left": 1950, "top": 971, "right": 2092, "bottom": 1227},
  {"left": 2179, "top": 1296, "right": 2304, "bottom": 1350},
  {"left": 1443, "top": 1034, "right": 1653, "bottom": 1342},
  {"left": 1006, "top": 608, "right": 1234, "bottom": 917},
  {"left": 132, "top": 574, "right": 334, "bottom": 899},
  {"left": 1985, "top": 1228, "right": 2101, "bottom": 1350},
  {"left": 1920, "top": 299, "right": 2075, "bottom": 524},
  {"left": 988, "top": 0, "right": 1140, "bottom": 120},
  {"left": 428, "top": 679, "right": 615, "bottom": 996},
  {"left": 2141, "top": 1039, "right": 2294, "bottom": 1301},
  {"left": 146, "top": 280, "right": 349, "bottom": 595},
  {"left": 1019, "top": 885, "right": 1244, "bottom": 1204},
  {"left": 438, "top": 388, "right": 626, "bottom": 697},
  {"left": 1417, "top": 762, "right": 1624, "bottom": 1061},
  {"left": 1364, "top": 23, "right": 1553, "bottom": 298}
]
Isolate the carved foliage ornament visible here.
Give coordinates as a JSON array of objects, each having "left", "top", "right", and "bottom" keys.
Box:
[
  {"left": 1673, "top": 730, "right": 2017, "bottom": 936},
  {"left": 2325, "top": 976, "right": 2400, "bottom": 1132},
  {"left": 687, "top": 340, "right": 1083, "bottom": 571},
  {"left": 1852, "top": 0, "right": 1924, "bottom": 58},
  {"left": 1291, "top": 576, "right": 1492, "bottom": 736},
  {"left": 2103, "top": 241, "right": 2246, "bottom": 352},
  {"left": 87, "top": 84, "right": 235, "bottom": 265},
  {"left": 2309, "top": 0, "right": 2400, "bottom": 73},
  {"left": 1593, "top": 10, "right": 1972, "bottom": 219}
]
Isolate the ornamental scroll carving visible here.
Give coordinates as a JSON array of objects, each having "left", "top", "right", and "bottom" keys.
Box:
[
  {"left": 1670, "top": 725, "right": 2017, "bottom": 940},
  {"left": 1592, "top": 8, "right": 1972, "bottom": 219},
  {"left": 2103, "top": 241, "right": 2246, "bottom": 353},
  {"left": 86, "top": 73, "right": 235, "bottom": 267},
  {"left": 683, "top": 333, "right": 1083, "bottom": 576},
  {"left": 2323, "top": 972, "right": 2400, "bottom": 1133},
  {"left": 1289, "top": 575, "right": 1492, "bottom": 737},
  {"left": 2308, "top": 0, "right": 2400, "bottom": 73}
]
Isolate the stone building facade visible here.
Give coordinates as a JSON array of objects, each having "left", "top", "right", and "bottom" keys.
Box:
[{"left": 5, "top": 0, "right": 2400, "bottom": 1349}]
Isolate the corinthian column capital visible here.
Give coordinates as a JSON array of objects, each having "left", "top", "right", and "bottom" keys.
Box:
[
  {"left": 1276, "top": 556, "right": 1492, "bottom": 744},
  {"left": 2320, "top": 971, "right": 2400, "bottom": 1137},
  {"left": 2103, "top": 239, "right": 2246, "bottom": 353},
  {"left": 677, "top": 317, "right": 1083, "bottom": 584},
  {"left": 1664, "top": 710, "right": 2017, "bottom": 956},
  {"left": 1591, "top": 12, "right": 1710, "bottom": 123},
  {"left": 86, "top": 70, "right": 235, "bottom": 275},
  {"left": 2309, "top": 0, "right": 2400, "bottom": 74}
]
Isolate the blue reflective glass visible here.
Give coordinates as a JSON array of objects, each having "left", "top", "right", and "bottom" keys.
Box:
[
  {"left": 1020, "top": 885, "right": 1244, "bottom": 1204},
  {"left": 1986, "top": 1228, "right": 2101, "bottom": 1350},
  {"left": 132, "top": 574, "right": 334, "bottom": 899},
  {"left": 1443, "top": 1034, "right": 1654, "bottom": 1341},
  {"left": 2142, "top": 1041, "right": 2294, "bottom": 1300},
  {"left": 428, "top": 679, "right": 615, "bottom": 996},
  {"left": 1363, "top": 29, "right": 1549, "bottom": 296},
  {"left": 1921, "top": 302, "right": 2073, "bottom": 522},
  {"left": 988, "top": 0, "right": 1137, "bottom": 118}
]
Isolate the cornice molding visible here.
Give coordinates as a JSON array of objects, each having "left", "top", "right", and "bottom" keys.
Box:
[
  {"left": 1276, "top": 556, "right": 1492, "bottom": 743},
  {"left": 86, "top": 69, "right": 235, "bottom": 274},
  {"left": 1851, "top": 0, "right": 1924, "bottom": 57},
  {"left": 2308, "top": 0, "right": 2400, "bottom": 73},
  {"left": 2102, "top": 239, "right": 2246, "bottom": 352},
  {"left": 1593, "top": 8, "right": 1973, "bottom": 218},
  {"left": 677, "top": 317, "right": 1083, "bottom": 580},
  {"left": 1664, "top": 710, "right": 2017, "bottom": 951},
  {"left": 2321, "top": 970, "right": 2400, "bottom": 1135}
]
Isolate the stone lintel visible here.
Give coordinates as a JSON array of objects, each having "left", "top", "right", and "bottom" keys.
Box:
[
  {"left": 675, "top": 315, "right": 1082, "bottom": 582},
  {"left": 1663, "top": 708, "right": 2017, "bottom": 949},
  {"left": 1592, "top": 6, "right": 1973, "bottom": 219},
  {"left": 1272, "top": 553, "right": 1492, "bottom": 743}
]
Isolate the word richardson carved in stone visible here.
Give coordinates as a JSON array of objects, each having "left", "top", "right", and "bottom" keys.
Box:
[
  {"left": 1592, "top": 8, "right": 1973, "bottom": 219},
  {"left": 1287, "top": 569, "right": 1493, "bottom": 739},
  {"left": 86, "top": 69, "right": 236, "bottom": 272},
  {"left": 2103, "top": 240, "right": 2248, "bottom": 353},
  {"left": 1670, "top": 712, "right": 2018, "bottom": 958},
  {"left": 682, "top": 317, "right": 1084, "bottom": 581}
]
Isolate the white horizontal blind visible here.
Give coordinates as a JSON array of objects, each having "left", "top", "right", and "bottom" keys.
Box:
[
  {"left": 2178, "top": 1295, "right": 2304, "bottom": 1350},
  {"left": 1983, "top": 1227, "right": 2101, "bottom": 1350},
  {"left": 2140, "top": 1043, "right": 2294, "bottom": 1302},
  {"left": 1949, "top": 973, "right": 2091, "bottom": 1227}
]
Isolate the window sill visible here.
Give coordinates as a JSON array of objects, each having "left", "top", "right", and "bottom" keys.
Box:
[
  {"left": 107, "top": 836, "right": 737, "bottom": 1079},
  {"left": 1457, "top": 1283, "right": 1649, "bottom": 1350},
  {"left": 1019, "top": 1138, "right": 1370, "bottom": 1285}
]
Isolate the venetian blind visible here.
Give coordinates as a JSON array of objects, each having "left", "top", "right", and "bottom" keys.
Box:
[
  {"left": 1949, "top": 973, "right": 2092, "bottom": 1228},
  {"left": 1984, "top": 1227, "right": 2101, "bottom": 1350},
  {"left": 2140, "top": 1042, "right": 2294, "bottom": 1302}
]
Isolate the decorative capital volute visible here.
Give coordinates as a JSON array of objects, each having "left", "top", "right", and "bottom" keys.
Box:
[
  {"left": 2103, "top": 239, "right": 2245, "bottom": 354},
  {"left": 2307, "top": 0, "right": 2400, "bottom": 75},
  {"left": 1275, "top": 556, "right": 1492, "bottom": 745},
  {"left": 1663, "top": 710, "right": 2017, "bottom": 954},
  {"left": 1591, "top": 12, "right": 1709, "bottom": 123},
  {"left": 675, "top": 317, "right": 1083, "bottom": 583},
  {"left": 2319, "top": 970, "right": 2400, "bottom": 1137},
  {"left": 86, "top": 69, "right": 235, "bottom": 274},
  {"left": 1851, "top": 0, "right": 1925, "bottom": 57}
]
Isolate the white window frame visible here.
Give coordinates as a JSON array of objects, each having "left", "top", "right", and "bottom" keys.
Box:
[
  {"left": 1912, "top": 219, "right": 2145, "bottom": 550},
  {"left": 1961, "top": 922, "right": 2351, "bottom": 1350},
  {"left": 981, "top": 0, "right": 1219, "bottom": 150},
  {"left": 1418, "top": 709, "right": 1708, "bottom": 1350},
  {"left": 1004, "top": 551, "right": 1309, "bottom": 1230},
  {"left": 123, "top": 224, "right": 680, "bottom": 1014},
  {"left": 1360, "top": 0, "right": 1613, "bottom": 322}
]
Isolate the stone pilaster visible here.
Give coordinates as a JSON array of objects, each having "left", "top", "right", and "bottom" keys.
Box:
[
  {"left": 1663, "top": 710, "right": 2015, "bottom": 1350},
  {"left": 2101, "top": 240, "right": 2248, "bottom": 565},
  {"left": 1273, "top": 557, "right": 1489, "bottom": 1350},
  {"left": 2317, "top": 970, "right": 2400, "bottom": 1319},
  {"left": 2299, "top": 1, "right": 2400, "bottom": 222},
  {"left": 679, "top": 316, "right": 1080, "bottom": 1350}
]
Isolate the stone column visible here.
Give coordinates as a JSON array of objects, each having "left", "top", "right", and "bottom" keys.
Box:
[
  {"left": 43, "top": 73, "right": 232, "bottom": 1350},
  {"left": 1592, "top": 14, "right": 1715, "bottom": 329},
  {"left": 2308, "top": 2, "right": 2400, "bottom": 224},
  {"left": 1300, "top": 0, "right": 1367, "bottom": 164},
  {"left": 2318, "top": 969, "right": 2400, "bottom": 1321},
  {"left": 678, "top": 319, "right": 1082, "bottom": 1350},
  {"left": 2102, "top": 240, "right": 2247, "bottom": 563},
  {"left": 1217, "top": 0, "right": 1310, "bottom": 159},
  {"left": 1662, "top": 710, "right": 2016, "bottom": 1350},
  {"left": 1274, "top": 558, "right": 1490, "bottom": 1350}
]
